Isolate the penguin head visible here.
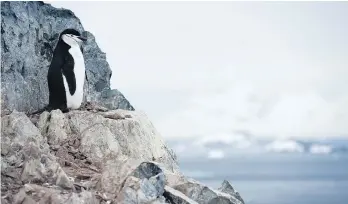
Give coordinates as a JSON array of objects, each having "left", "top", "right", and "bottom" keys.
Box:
[{"left": 60, "top": 28, "right": 87, "bottom": 47}]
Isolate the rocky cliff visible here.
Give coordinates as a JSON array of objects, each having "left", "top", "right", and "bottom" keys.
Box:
[
  {"left": 1, "top": 1, "right": 134, "bottom": 113},
  {"left": 1, "top": 2, "right": 245, "bottom": 204}
]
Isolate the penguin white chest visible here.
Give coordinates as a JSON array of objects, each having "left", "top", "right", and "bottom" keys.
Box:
[{"left": 62, "top": 46, "right": 85, "bottom": 109}]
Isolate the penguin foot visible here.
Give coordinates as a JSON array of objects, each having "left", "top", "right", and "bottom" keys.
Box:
[
  {"left": 61, "top": 108, "right": 70, "bottom": 113},
  {"left": 59, "top": 106, "right": 70, "bottom": 113},
  {"left": 29, "top": 105, "right": 51, "bottom": 116}
]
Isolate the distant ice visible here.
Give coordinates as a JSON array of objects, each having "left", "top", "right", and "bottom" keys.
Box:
[
  {"left": 309, "top": 144, "right": 332, "bottom": 154},
  {"left": 265, "top": 140, "right": 304, "bottom": 153}
]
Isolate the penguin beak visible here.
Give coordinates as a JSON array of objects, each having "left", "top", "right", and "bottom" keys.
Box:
[{"left": 77, "top": 36, "right": 87, "bottom": 41}]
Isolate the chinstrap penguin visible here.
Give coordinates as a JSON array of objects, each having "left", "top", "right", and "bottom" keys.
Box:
[{"left": 31, "top": 28, "right": 87, "bottom": 115}]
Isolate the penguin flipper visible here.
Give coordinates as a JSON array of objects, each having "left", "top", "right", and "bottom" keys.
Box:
[{"left": 62, "top": 54, "right": 76, "bottom": 95}]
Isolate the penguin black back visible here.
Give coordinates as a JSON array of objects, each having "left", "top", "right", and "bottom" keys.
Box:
[
  {"left": 31, "top": 28, "right": 86, "bottom": 115},
  {"left": 48, "top": 29, "right": 80, "bottom": 112}
]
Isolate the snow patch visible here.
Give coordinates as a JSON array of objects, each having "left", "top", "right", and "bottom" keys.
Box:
[
  {"left": 265, "top": 140, "right": 304, "bottom": 153},
  {"left": 309, "top": 144, "right": 332, "bottom": 154},
  {"left": 194, "top": 132, "right": 253, "bottom": 149}
]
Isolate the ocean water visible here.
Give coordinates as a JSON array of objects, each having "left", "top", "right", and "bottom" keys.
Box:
[{"left": 178, "top": 153, "right": 348, "bottom": 204}]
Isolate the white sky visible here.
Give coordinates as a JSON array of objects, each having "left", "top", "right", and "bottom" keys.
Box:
[{"left": 50, "top": 1, "right": 348, "bottom": 140}]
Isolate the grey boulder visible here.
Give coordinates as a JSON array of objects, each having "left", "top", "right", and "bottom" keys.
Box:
[
  {"left": 172, "top": 179, "right": 244, "bottom": 204},
  {"left": 218, "top": 180, "right": 245, "bottom": 204}
]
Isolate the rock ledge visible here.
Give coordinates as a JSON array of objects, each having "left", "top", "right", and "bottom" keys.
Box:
[{"left": 1, "top": 110, "right": 244, "bottom": 204}]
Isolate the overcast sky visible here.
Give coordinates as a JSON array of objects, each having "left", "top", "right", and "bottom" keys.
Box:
[{"left": 51, "top": 1, "right": 348, "bottom": 140}]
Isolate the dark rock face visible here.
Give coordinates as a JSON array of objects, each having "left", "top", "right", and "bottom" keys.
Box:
[{"left": 1, "top": 1, "right": 134, "bottom": 113}]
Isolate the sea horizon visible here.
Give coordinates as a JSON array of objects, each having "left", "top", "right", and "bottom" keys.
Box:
[{"left": 179, "top": 153, "right": 348, "bottom": 204}]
